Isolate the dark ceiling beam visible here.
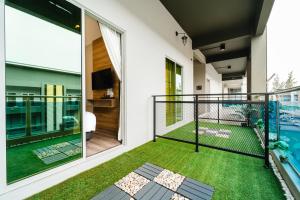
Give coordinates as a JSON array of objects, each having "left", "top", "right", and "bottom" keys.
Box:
[
  {"left": 206, "top": 49, "right": 249, "bottom": 63},
  {"left": 192, "top": 25, "right": 251, "bottom": 49},
  {"left": 222, "top": 72, "right": 245, "bottom": 81},
  {"left": 254, "top": 0, "right": 275, "bottom": 35}
]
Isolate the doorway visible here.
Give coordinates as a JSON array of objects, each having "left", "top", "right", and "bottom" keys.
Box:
[{"left": 85, "top": 13, "right": 122, "bottom": 156}]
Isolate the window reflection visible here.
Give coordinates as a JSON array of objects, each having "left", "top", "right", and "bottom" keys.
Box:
[{"left": 5, "top": 0, "right": 82, "bottom": 183}]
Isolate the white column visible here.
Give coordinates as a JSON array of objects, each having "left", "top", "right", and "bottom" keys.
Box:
[
  {"left": 251, "top": 29, "right": 267, "bottom": 93},
  {"left": 0, "top": 0, "right": 7, "bottom": 193}
]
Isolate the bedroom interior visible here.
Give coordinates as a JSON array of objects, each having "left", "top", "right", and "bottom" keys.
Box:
[{"left": 85, "top": 14, "right": 121, "bottom": 157}]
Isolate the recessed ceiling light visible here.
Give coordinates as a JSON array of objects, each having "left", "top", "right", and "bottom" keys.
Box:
[{"left": 220, "top": 43, "right": 226, "bottom": 51}]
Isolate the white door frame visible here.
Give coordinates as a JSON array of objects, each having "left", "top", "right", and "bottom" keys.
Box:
[
  {"left": 0, "top": 0, "right": 127, "bottom": 195},
  {"left": 0, "top": 0, "right": 7, "bottom": 193}
]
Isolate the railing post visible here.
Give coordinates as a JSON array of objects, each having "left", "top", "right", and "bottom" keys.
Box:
[
  {"left": 153, "top": 96, "right": 156, "bottom": 142},
  {"left": 217, "top": 97, "right": 220, "bottom": 124},
  {"left": 264, "top": 93, "right": 270, "bottom": 168},
  {"left": 25, "top": 96, "right": 32, "bottom": 137},
  {"left": 195, "top": 94, "right": 199, "bottom": 152}
]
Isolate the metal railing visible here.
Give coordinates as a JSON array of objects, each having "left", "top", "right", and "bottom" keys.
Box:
[
  {"left": 6, "top": 95, "right": 81, "bottom": 146},
  {"left": 153, "top": 93, "right": 270, "bottom": 167}
]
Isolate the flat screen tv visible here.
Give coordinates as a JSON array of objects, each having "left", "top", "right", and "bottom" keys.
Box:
[{"left": 92, "top": 69, "right": 114, "bottom": 90}]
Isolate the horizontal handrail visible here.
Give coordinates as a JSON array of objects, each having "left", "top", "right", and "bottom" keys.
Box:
[
  {"left": 152, "top": 93, "right": 268, "bottom": 97},
  {"left": 155, "top": 100, "right": 264, "bottom": 104},
  {"left": 153, "top": 87, "right": 300, "bottom": 97},
  {"left": 6, "top": 95, "right": 81, "bottom": 98},
  {"left": 270, "top": 86, "right": 300, "bottom": 95}
]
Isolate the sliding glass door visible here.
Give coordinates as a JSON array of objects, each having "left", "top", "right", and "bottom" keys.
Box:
[
  {"left": 5, "top": 0, "right": 83, "bottom": 183},
  {"left": 166, "top": 58, "right": 183, "bottom": 126}
]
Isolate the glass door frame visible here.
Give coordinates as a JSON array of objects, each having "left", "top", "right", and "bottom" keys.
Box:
[
  {"left": 0, "top": 0, "right": 126, "bottom": 192},
  {"left": 0, "top": 0, "right": 7, "bottom": 193}
]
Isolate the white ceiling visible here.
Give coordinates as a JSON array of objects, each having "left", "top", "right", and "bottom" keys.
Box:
[
  {"left": 223, "top": 79, "right": 243, "bottom": 88},
  {"left": 212, "top": 57, "right": 247, "bottom": 74},
  {"left": 85, "top": 14, "right": 101, "bottom": 46}
]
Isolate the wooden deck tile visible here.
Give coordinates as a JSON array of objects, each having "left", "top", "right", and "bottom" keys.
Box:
[
  {"left": 176, "top": 178, "right": 214, "bottom": 200},
  {"left": 91, "top": 185, "right": 131, "bottom": 200},
  {"left": 91, "top": 163, "right": 214, "bottom": 200},
  {"left": 134, "top": 181, "right": 174, "bottom": 200}
]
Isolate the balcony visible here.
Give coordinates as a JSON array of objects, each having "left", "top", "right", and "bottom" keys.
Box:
[{"left": 27, "top": 138, "right": 284, "bottom": 199}]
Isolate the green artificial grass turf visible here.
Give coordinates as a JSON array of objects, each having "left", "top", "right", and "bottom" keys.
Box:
[
  {"left": 165, "top": 121, "right": 264, "bottom": 156},
  {"left": 7, "top": 134, "right": 82, "bottom": 183},
  {"left": 28, "top": 139, "right": 284, "bottom": 200}
]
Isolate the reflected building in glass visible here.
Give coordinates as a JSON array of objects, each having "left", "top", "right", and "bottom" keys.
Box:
[{"left": 4, "top": 0, "right": 83, "bottom": 183}]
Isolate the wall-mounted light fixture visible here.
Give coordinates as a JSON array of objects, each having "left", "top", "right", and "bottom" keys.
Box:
[
  {"left": 175, "top": 31, "right": 188, "bottom": 46},
  {"left": 202, "top": 43, "right": 226, "bottom": 52}
]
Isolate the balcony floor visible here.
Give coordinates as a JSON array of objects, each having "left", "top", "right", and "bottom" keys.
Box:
[{"left": 28, "top": 139, "right": 285, "bottom": 200}]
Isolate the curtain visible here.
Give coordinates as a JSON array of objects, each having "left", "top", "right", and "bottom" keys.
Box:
[
  {"left": 99, "top": 23, "right": 122, "bottom": 80},
  {"left": 99, "top": 23, "right": 122, "bottom": 141}
]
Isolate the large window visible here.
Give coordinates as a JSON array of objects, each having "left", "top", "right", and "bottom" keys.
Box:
[
  {"left": 166, "top": 58, "right": 183, "bottom": 126},
  {"left": 5, "top": 0, "right": 82, "bottom": 183}
]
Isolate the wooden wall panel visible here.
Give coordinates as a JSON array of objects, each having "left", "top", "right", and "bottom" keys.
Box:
[{"left": 91, "top": 37, "right": 120, "bottom": 138}]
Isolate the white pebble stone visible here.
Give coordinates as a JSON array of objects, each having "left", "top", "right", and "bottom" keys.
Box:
[
  {"left": 115, "top": 172, "right": 150, "bottom": 196},
  {"left": 154, "top": 169, "right": 185, "bottom": 191}
]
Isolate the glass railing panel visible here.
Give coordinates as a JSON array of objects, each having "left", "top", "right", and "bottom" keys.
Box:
[{"left": 271, "top": 89, "right": 300, "bottom": 174}]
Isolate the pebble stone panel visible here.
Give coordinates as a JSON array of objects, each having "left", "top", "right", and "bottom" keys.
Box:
[{"left": 92, "top": 163, "right": 214, "bottom": 200}]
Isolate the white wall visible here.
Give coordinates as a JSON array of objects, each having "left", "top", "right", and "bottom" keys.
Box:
[
  {"left": 0, "top": 0, "right": 194, "bottom": 199},
  {"left": 84, "top": 0, "right": 194, "bottom": 147},
  {"left": 242, "top": 76, "right": 247, "bottom": 93},
  {"left": 251, "top": 29, "right": 267, "bottom": 93},
  {"left": 193, "top": 60, "right": 206, "bottom": 94},
  {"left": 222, "top": 78, "right": 247, "bottom": 93},
  {"left": 193, "top": 61, "right": 222, "bottom": 95},
  {"left": 205, "top": 64, "right": 222, "bottom": 94}
]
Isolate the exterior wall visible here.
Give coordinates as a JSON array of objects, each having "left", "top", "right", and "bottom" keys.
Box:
[
  {"left": 242, "top": 76, "right": 247, "bottom": 93},
  {"left": 6, "top": 64, "right": 81, "bottom": 92},
  {"left": 193, "top": 62, "right": 222, "bottom": 95},
  {"left": 193, "top": 49, "right": 206, "bottom": 64},
  {"left": 222, "top": 77, "right": 247, "bottom": 94},
  {"left": 81, "top": 0, "right": 193, "bottom": 147},
  {"left": 0, "top": 0, "right": 194, "bottom": 198},
  {"left": 205, "top": 64, "right": 222, "bottom": 94},
  {"left": 193, "top": 60, "right": 206, "bottom": 94},
  {"left": 193, "top": 61, "right": 222, "bottom": 113},
  {"left": 251, "top": 29, "right": 267, "bottom": 93}
]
